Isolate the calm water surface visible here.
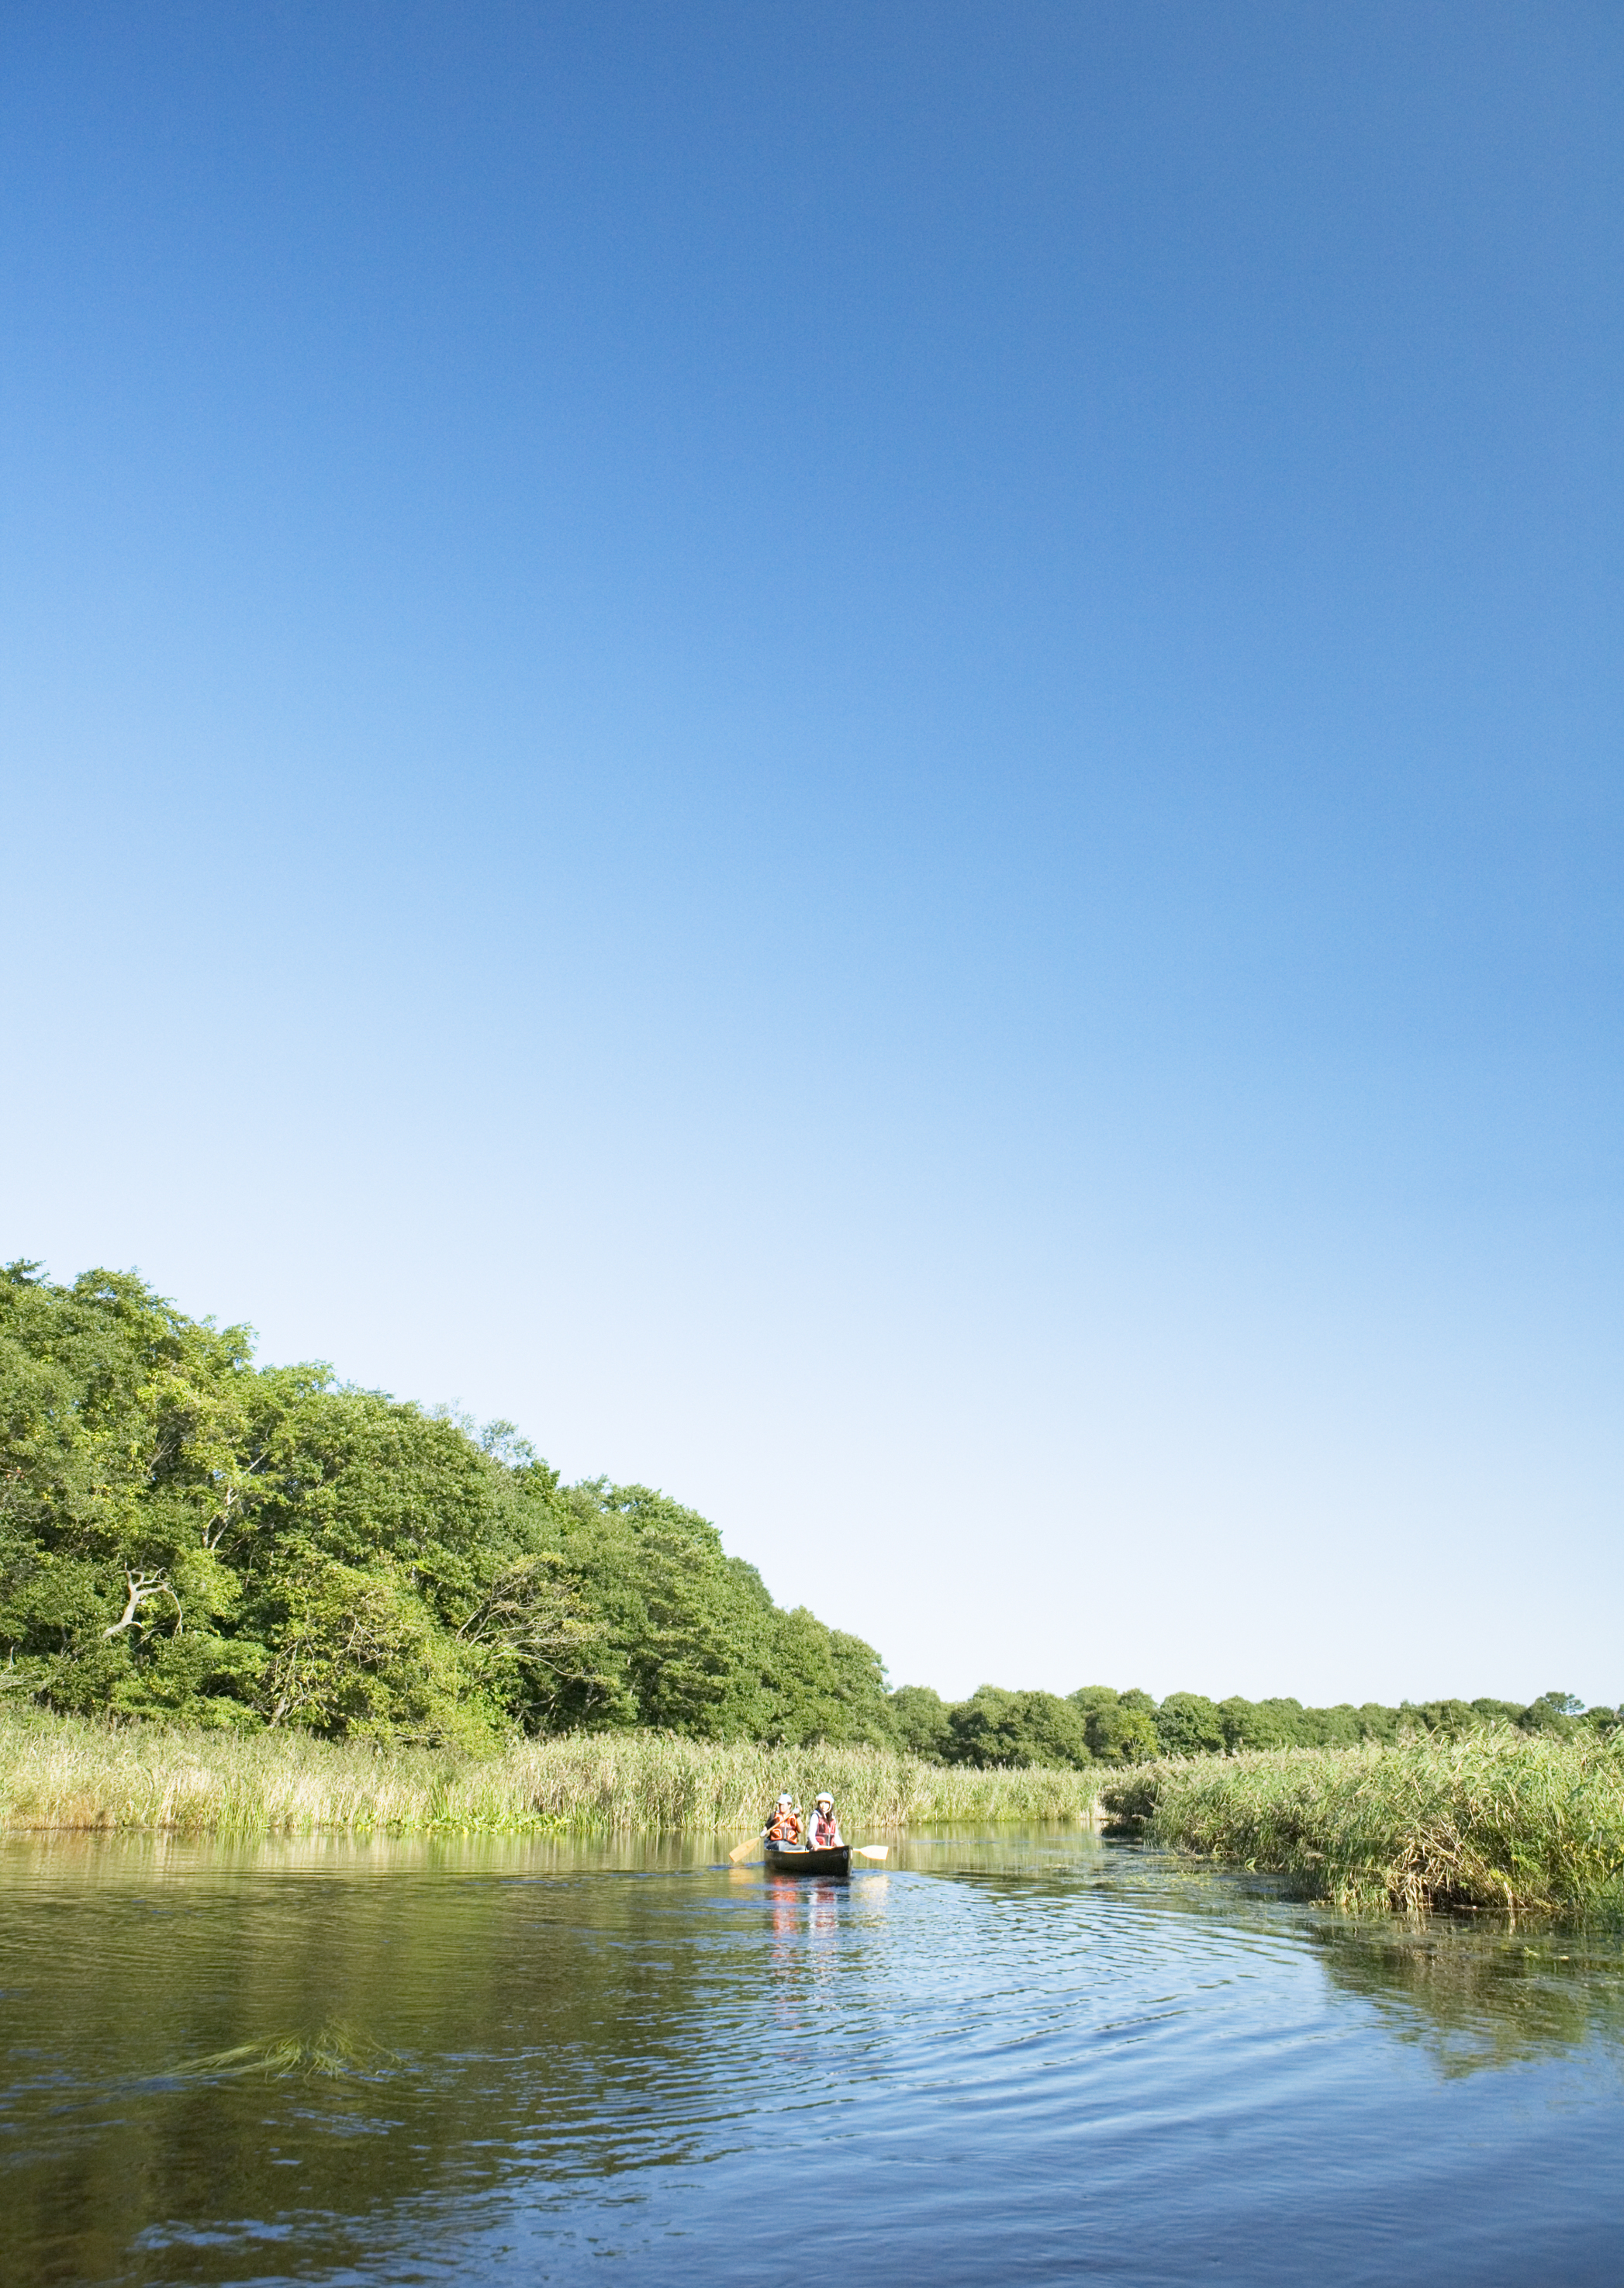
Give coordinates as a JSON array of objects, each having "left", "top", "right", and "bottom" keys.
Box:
[{"left": 4, "top": 1826, "right": 1623, "bottom": 2285}]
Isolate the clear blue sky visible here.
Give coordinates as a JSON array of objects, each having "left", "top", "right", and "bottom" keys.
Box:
[{"left": 5, "top": 2, "right": 1620, "bottom": 1706}]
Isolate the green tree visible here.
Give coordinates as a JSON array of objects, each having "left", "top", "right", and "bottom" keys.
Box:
[
  {"left": 0, "top": 1263, "right": 289, "bottom": 1722},
  {"left": 1156, "top": 1692, "right": 1225, "bottom": 1756},
  {"left": 761, "top": 1609, "right": 893, "bottom": 1745},
  {"left": 1217, "top": 1696, "right": 1310, "bottom": 1750},
  {"left": 887, "top": 1685, "right": 955, "bottom": 1760},
  {"left": 1518, "top": 1691, "right": 1584, "bottom": 1737},
  {"left": 1087, "top": 1694, "right": 1158, "bottom": 1764},
  {"left": 1289, "top": 1704, "right": 1352, "bottom": 1746},
  {"left": 0, "top": 1263, "right": 891, "bottom": 1748},
  {"left": 1406, "top": 1699, "right": 1481, "bottom": 1740},
  {"left": 1064, "top": 1685, "right": 1155, "bottom": 1763},
  {"left": 949, "top": 1687, "right": 1091, "bottom": 1768}
]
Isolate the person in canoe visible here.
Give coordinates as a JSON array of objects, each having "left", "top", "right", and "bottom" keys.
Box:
[
  {"left": 809, "top": 1792, "right": 842, "bottom": 1848},
  {"left": 765, "top": 1793, "right": 802, "bottom": 1845}
]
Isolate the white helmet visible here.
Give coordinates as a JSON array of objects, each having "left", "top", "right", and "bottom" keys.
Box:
[
  {"left": 777, "top": 1792, "right": 794, "bottom": 1805},
  {"left": 814, "top": 1792, "right": 834, "bottom": 1806}
]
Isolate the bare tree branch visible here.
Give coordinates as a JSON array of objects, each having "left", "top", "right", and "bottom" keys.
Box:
[
  {"left": 202, "top": 1446, "right": 271, "bottom": 1549},
  {"left": 102, "top": 1569, "right": 181, "bottom": 1638}
]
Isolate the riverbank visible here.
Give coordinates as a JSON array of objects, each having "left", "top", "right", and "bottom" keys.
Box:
[
  {"left": 0, "top": 1709, "right": 1100, "bottom": 1837},
  {"left": 1101, "top": 1729, "right": 1624, "bottom": 1916}
]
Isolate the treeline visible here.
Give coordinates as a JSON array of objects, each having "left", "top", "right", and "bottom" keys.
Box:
[
  {"left": 5, "top": 1263, "right": 1607, "bottom": 1765},
  {"left": 0, "top": 1266, "right": 892, "bottom": 1747},
  {"left": 886, "top": 1681, "right": 1620, "bottom": 1768}
]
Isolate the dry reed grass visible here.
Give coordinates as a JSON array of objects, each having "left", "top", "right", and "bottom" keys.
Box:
[
  {"left": 0, "top": 1709, "right": 1101, "bottom": 1838},
  {"left": 1102, "top": 1728, "right": 1624, "bottom": 1916}
]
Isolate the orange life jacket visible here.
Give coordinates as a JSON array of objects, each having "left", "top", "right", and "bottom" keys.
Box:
[
  {"left": 810, "top": 1808, "right": 839, "bottom": 1847},
  {"left": 767, "top": 1808, "right": 801, "bottom": 1844}
]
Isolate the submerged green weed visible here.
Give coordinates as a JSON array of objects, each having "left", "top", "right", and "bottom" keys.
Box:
[{"left": 169, "top": 2022, "right": 400, "bottom": 2080}]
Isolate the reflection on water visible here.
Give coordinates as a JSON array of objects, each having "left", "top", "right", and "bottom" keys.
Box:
[
  {"left": 3, "top": 1827, "right": 1624, "bottom": 2284},
  {"left": 1312, "top": 1915, "right": 1624, "bottom": 2075}
]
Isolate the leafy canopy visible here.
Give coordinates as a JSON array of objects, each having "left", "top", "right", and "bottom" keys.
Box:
[
  {"left": 5, "top": 1261, "right": 1601, "bottom": 1765},
  {"left": 0, "top": 1263, "right": 891, "bottom": 1748}
]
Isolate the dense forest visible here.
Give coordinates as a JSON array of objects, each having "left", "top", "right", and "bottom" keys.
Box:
[
  {"left": 2, "top": 1265, "right": 1610, "bottom": 1760},
  {"left": 0, "top": 1265, "right": 890, "bottom": 1746}
]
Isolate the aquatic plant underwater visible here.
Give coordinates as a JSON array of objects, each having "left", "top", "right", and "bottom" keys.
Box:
[{"left": 166, "top": 2024, "right": 400, "bottom": 2082}]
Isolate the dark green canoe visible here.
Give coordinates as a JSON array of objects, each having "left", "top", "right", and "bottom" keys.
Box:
[{"left": 764, "top": 1844, "right": 851, "bottom": 1876}]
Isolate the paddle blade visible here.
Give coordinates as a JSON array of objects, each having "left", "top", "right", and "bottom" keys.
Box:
[
  {"left": 729, "top": 1838, "right": 762, "bottom": 1865},
  {"left": 853, "top": 1844, "right": 890, "bottom": 1861}
]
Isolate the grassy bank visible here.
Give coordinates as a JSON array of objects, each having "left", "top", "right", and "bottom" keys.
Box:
[
  {"left": 1102, "top": 1729, "right": 1624, "bottom": 1916},
  {"left": 0, "top": 1709, "right": 1100, "bottom": 1838}
]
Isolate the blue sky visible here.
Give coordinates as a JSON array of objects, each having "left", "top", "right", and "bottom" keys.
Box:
[{"left": 5, "top": 2, "right": 1620, "bottom": 1704}]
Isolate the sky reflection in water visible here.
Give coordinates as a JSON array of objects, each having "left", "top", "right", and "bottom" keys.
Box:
[{"left": 3, "top": 1827, "right": 1622, "bottom": 2285}]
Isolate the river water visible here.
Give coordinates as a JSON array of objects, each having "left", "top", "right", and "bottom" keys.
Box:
[{"left": 5, "top": 1826, "right": 1624, "bottom": 2286}]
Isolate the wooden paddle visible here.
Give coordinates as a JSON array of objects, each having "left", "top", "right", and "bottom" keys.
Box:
[{"left": 730, "top": 1838, "right": 888, "bottom": 1864}]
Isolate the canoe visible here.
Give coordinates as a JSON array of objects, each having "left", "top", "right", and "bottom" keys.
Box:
[{"left": 764, "top": 1844, "right": 851, "bottom": 1877}]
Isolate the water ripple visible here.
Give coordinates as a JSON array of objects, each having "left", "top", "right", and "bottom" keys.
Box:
[{"left": 3, "top": 1830, "right": 1624, "bottom": 2284}]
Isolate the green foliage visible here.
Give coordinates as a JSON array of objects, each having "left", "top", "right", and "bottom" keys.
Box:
[
  {"left": 886, "top": 1684, "right": 955, "bottom": 1760},
  {"left": 1155, "top": 1691, "right": 1225, "bottom": 1756},
  {"left": 1404, "top": 1698, "right": 1484, "bottom": 1740},
  {"left": 900, "top": 1676, "right": 1599, "bottom": 1771},
  {"left": 1518, "top": 1690, "right": 1585, "bottom": 1737},
  {"left": 1101, "top": 1730, "right": 1624, "bottom": 1917},
  {"left": 1216, "top": 1695, "right": 1302, "bottom": 1750},
  {"left": 948, "top": 1686, "right": 1091, "bottom": 1770},
  {"left": 1061, "top": 1685, "right": 1155, "bottom": 1764},
  {"left": 8, "top": 1262, "right": 1594, "bottom": 1775},
  {"left": 0, "top": 1263, "right": 892, "bottom": 1750}
]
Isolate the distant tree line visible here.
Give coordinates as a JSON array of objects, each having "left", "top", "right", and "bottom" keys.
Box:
[
  {"left": 4, "top": 1264, "right": 1608, "bottom": 1761},
  {"left": 885, "top": 1681, "right": 1619, "bottom": 1768}
]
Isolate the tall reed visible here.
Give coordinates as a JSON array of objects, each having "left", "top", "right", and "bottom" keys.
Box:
[
  {"left": 1103, "top": 1729, "right": 1624, "bottom": 1916},
  {"left": 0, "top": 1709, "right": 1100, "bottom": 1838}
]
